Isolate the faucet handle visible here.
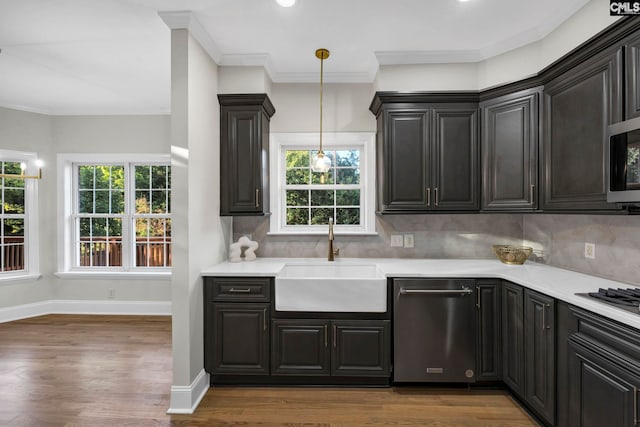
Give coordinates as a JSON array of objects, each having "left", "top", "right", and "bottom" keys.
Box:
[{"left": 333, "top": 248, "right": 340, "bottom": 256}]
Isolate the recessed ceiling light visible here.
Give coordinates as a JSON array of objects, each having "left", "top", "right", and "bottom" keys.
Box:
[
  {"left": 459, "top": 0, "right": 472, "bottom": 2},
  {"left": 276, "top": 0, "right": 296, "bottom": 7}
]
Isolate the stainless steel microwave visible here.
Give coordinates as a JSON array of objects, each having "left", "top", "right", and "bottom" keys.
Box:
[{"left": 607, "top": 116, "right": 640, "bottom": 204}]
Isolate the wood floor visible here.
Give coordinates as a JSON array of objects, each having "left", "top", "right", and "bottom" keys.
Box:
[{"left": 0, "top": 315, "right": 539, "bottom": 426}]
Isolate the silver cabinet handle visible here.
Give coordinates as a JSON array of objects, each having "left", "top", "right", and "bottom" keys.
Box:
[
  {"left": 634, "top": 386, "right": 638, "bottom": 426},
  {"left": 476, "top": 286, "right": 481, "bottom": 309},
  {"left": 263, "top": 308, "right": 267, "bottom": 331},
  {"left": 333, "top": 324, "right": 337, "bottom": 348},
  {"left": 400, "top": 288, "right": 472, "bottom": 296},
  {"left": 324, "top": 325, "right": 328, "bottom": 348},
  {"left": 228, "top": 288, "right": 251, "bottom": 293},
  {"left": 542, "top": 303, "right": 551, "bottom": 331},
  {"left": 530, "top": 184, "right": 535, "bottom": 204},
  {"left": 255, "top": 188, "right": 260, "bottom": 207},
  {"left": 426, "top": 187, "right": 431, "bottom": 206},
  {"left": 435, "top": 187, "right": 439, "bottom": 207}
]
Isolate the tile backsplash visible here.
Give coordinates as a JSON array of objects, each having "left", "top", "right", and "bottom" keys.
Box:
[
  {"left": 233, "top": 214, "right": 524, "bottom": 259},
  {"left": 233, "top": 212, "right": 640, "bottom": 287},
  {"left": 523, "top": 214, "right": 640, "bottom": 286}
]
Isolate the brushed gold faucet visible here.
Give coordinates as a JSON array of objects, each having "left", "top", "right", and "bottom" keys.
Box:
[{"left": 328, "top": 217, "right": 339, "bottom": 261}]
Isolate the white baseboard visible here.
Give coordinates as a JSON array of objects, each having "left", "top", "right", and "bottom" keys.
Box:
[
  {"left": 0, "top": 299, "right": 171, "bottom": 323},
  {"left": 167, "top": 369, "right": 210, "bottom": 414}
]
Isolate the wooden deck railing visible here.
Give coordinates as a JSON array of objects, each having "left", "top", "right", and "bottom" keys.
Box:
[
  {"left": 79, "top": 237, "right": 172, "bottom": 267},
  {"left": 2, "top": 237, "right": 172, "bottom": 271},
  {"left": 3, "top": 238, "right": 24, "bottom": 272}
]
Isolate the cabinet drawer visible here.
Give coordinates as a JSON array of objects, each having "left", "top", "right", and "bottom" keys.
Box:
[{"left": 208, "top": 277, "right": 271, "bottom": 302}]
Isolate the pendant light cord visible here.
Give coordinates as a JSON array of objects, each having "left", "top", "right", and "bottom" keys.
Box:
[{"left": 319, "top": 53, "right": 324, "bottom": 154}]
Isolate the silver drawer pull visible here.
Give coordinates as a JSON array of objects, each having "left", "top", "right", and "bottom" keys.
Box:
[
  {"left": 400, "top": 288, "right": 472, "bottom": 295},
  {"left": 634, "top": 386, "right": 638, "bottom": 426},
  {"left": 228, "top": 288, "right": 251, "bottom": 293}
]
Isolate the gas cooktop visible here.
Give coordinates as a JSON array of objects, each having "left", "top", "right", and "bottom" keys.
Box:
[{"left": 576, "top": 288, "right": 640, "bottom": 315}]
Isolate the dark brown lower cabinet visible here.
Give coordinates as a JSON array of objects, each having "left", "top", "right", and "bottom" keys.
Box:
[
  {"left": 272, "top": 319, "right": 390, "bottom": 378},
  {"left": 502, "top": 281, "right": 524, "bottom": 397},
  {"left": 502, "top": 281, "right": 555, "bottom": 426},
  {"left": 476, "top": 280, "right": 501, "bottom": 381},
  {"left": 524, "top": 290, "right": 555, "bottom": 425},
  {"left": 211, "top": 303, "right": 270, "bottom": 375},
  {"left": 271, "top": 319, "right": 330, "bottom": 376},
  {"left": 568, "top": 337, "right": 640, "bottom": 427}
]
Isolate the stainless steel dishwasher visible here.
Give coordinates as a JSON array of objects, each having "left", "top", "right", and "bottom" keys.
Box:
[{"left": 393, "top": 278, "right": 476, "bottom": 383}]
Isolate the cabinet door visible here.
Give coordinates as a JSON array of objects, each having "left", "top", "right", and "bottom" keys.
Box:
[
  {"left": 476, "top": 280, "right": 501, "bottom": 381},
  {"left": 625, "top": 33, "right": 640, "bottom": 119},
  {"left": 568, "top": 338, "right": 640, "bottom": 427},
  {"left": 332, "top": 320, "right": 391, "bottom": 377},
  {"left": 542, "top": 48, "right": 622, "bottom": 211},
  {"left": 524, "top": 290, "right": 556, "bottom": 425},
  {"left": 271, "top": 319, "right": 330, "bottom": 376},
  {"left": 432, "top": 107, "right": 479, "bottom": 210},
  {"left": 481, "top": 89, "right": 540, "bottom": 210},
  {"left": 378, "top": 109, "right": 430, "bottom": 212},
  {"left": 220, "top": 108, "right": 262, "bottom": 214},
  {"left": 502, "top": 281, "right": 524, "bottom": 398},
  {"left": 211, "top": 303, "right": 269, "bottom": 375}
]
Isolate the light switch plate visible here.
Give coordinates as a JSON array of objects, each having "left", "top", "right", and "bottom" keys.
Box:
[
  {"left": 404, "top": 234, "right": 414, "bottom": 248},
  {"left": 390, "top": 234, "right": 404, "bottom": 247}
]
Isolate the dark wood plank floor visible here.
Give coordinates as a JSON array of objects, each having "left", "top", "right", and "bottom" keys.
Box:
[{"left": 0, "top": 315, "right": 538, "bottom": 426}]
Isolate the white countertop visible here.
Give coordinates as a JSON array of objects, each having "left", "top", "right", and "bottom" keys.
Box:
[{"left": 201, "top": 257, "right": 640, "bottom": 330}]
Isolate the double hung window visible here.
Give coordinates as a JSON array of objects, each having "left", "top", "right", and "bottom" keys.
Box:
[{"left": 60, "top": 154, "right": 171, "bottom": 274}]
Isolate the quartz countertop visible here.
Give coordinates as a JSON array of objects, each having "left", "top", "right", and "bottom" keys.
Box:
[{"left": 201, "top": 257, "right": 640, "bottom": 330}]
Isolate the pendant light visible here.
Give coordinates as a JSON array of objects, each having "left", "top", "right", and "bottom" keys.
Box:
[{"left": 311, "top": 48, "right": 331, "bottom": 174}]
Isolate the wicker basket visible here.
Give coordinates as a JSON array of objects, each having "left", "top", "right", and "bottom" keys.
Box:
[{"left": 492, "top": 245, "right": 533, "bottom": 265}]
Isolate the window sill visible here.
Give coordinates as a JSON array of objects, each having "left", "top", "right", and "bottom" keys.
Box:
[
  {"left": 55, "top": 271, "right": 171, "bottom": 280},
  {"left": 0, "top": 273, "right": 42, "bottom": 284},
  {"left": 267, "top": 231, "right": 379, "bottom": 236}
]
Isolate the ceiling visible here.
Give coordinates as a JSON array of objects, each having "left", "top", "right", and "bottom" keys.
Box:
[{"left": 0, "top": 0, "right": 591, "bottom": 115}]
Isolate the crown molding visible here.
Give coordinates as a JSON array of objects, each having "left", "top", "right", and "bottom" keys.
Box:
[
  {"left": 158, "top": 11, "right": 222, "bottom": 64},
  {"left": 218, "top": 53, "right": 276, "bottom": 80}
]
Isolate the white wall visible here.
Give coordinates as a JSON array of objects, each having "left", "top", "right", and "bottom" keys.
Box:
[
  {"left": 218, "top": 66, "right": 272, "bottom": 95},
  {"left": 270, "top": 83, "right": 376, "bottom": 132},
  {"left": 168, "top": 28, "right": 232, "bottom": 412},
  {"left": 0, "top": 107, "right": 172, "bottom": 311},
  {"left": 0, "top": 108, "right": 54, "bottom": 308},
  {"left": 376, "top": 0, "right": 621, "bottom": 91}
]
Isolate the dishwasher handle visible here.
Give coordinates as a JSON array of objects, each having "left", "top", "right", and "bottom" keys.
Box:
[{"left": 399, "top": 287, "right": 473, "bottom": 296}]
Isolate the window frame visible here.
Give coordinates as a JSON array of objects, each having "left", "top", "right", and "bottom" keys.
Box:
[
  {"left": 269, "top": 132, "right": 376, "bottom": 235},
  {"left": 0, "top": 150, "right": 39, "bottom": 281},
  {"left": 57, "top": 153, "right": 171, "bottom": 277}
]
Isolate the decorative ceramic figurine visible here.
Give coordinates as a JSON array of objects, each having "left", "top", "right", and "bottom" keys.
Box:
[{"left": 229, "top": 236, "right": 259, "bottom": 262}]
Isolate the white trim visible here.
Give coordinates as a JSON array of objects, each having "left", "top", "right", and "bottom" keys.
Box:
[
  {"left": 0, "top": 299, "right": 171, "bottom": 323},
  {"left": 269, "top": 132, "right": 376, "bottom": 236},
  {"left": 158, "top": 11, "right": 222, "bottom": 64},
  {"left": 54, "top": 271, "right": 171, "bottom": 280},
  {"left": 167, "top": 369, "right": 210, "bottom": 414}
]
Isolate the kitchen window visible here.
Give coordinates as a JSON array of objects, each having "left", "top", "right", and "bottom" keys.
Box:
[
  {"left": 269, "top": 133, "right": 376, "bottom": 235},
  {"left": 0, "top": 150, "right": 39, "bottom": 280},
  {"left": 57, "top": 154, "right": 171, "bottom": 276}
]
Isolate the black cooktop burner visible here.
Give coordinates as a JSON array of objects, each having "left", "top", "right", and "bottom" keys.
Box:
[{"left": 576, "top": 288, "right": 640, "bottom": 315}]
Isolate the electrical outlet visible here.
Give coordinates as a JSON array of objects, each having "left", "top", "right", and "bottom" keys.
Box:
[
  {"left": 108, "top": 288, "right": 115, "bottom": 299},
  {"left": 404, "top": 234, "right": 415, "bottom": 248},
  {"left": 390, "top": 234, "right": 404, "bottom": 247},
  {"left": 584, "top": 242, "right": 595, "bottom": 259}
]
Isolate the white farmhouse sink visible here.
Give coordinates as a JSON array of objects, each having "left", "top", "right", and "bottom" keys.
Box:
[{"left": 275, "top": 261, "right": 387, "bottom": 312}]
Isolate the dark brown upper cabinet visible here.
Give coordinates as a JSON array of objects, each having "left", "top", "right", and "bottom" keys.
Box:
[
  {"left": 370, "top": 93, "right": 479, "bottom": 213},
  {"left": 625, "top": 31, "right": 640, "bottom": 119},
  {"left": 542, "top": 48, "right": 623, "bottom": 211},
  {"left": 481, "top": 88, "right": 541, "bottom": 211},
  {"left": 219, "top": 94, "right": 275, "bottom": 216}
]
